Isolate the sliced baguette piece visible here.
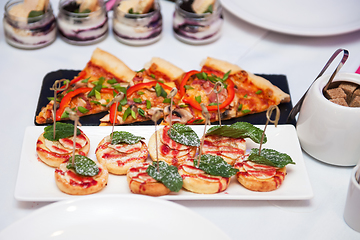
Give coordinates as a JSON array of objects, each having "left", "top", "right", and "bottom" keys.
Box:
[{"left": 192, "top": 0, "right": 215, "bottom": 14}]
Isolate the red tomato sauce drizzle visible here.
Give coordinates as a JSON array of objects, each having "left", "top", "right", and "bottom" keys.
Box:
[{"left": 179, "top": 165, "right": 228, "bottom": 193}]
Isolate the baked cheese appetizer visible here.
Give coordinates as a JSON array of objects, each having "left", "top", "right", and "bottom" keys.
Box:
[{"left": 95, "top": 131, "right": 148, "bottom": 175}]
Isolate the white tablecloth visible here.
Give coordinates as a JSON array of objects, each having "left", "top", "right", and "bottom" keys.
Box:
[{"left": 1, "top": 0, "right": 360, "bottom": 239}]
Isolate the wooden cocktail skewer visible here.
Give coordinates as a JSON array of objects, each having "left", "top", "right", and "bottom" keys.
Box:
[
  {"left": 197, "top": 103, "right": 211, "bottom": 168},
  {"left": 258, "top": 105, "right": 280, "bottom": 155},
  {"left": 151, "top": 109, "right": 162, "bottom": 172},
  {"left": 50, "top": 79, "right": 69, "bottom": 139},
  {"left": 65, "top": 107, "right": 81, "bottom": 166},
  {"left": 213, "top": 82, "right": 224, "bottom": 126},
  {"left": 106, "top": 92, "right": 125, "bottom": 142},
  {"left": 167, "top": 87, "right": 178, "bottom": 128}
]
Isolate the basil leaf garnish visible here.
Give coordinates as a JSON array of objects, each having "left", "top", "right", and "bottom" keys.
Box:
[
  {"left": 206, "top": 122, "right": 266, "bottom": 144},
  {"left": 194, "top": 154, "right": 238, "bottom": 177},
  {"left": 168, "top": 123, "right": 200, "bottom": 147},
  {"left": 43, "top": 122, "right": 80, "bottom": 141},
  {"left": 67, "top": 155, "right": 99, "bottom": 177},
  {"left": 248, "top": 148, "right": 295, "bottom": 168},
  {"left": 110, "top": 131, "right": 144, "bottom": 145},
  {"left": 146, "top": 161, "right": 183, "bottom": 192}
]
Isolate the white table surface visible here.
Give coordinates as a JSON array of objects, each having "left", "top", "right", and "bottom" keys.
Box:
[{"left": 1, "top": 0, "right": 360, "bottom": 239}]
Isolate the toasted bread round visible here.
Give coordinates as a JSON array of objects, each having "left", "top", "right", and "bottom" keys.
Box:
[
  {"left": 54, "top": 161, "right": 108, "bottom": 195},
  {"left": 148, "top": 127, "right": 197, "bottom": 166},
  {"left": 178, "top": 160, "right": 230, "bottom": 194},
  {"left": 127, "top": 162, "right": 170, "bottom": 196},
  {"left": 234, "top": 160, "right": 286, "bottom": 192},
  {"left": 201, "top": 135, "right": 246, "bottom": 166},
  {"left": 96, "top": 136, "right": 148, "bottom": 175},
  {"left": 36, "top": 131, "right": 90, "bottom": 168}
]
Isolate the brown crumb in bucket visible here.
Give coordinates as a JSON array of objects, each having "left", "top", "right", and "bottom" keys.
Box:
[
  {"left": 324, "top": 88, "right": 346, "bottom": 99},
  {"left": 349, "top": 96, "right": 360, "bottom": 107},
  {"left": 330, "top": 98, "right": 348, "bottom": 107},
  {"left": 325, "top": 81, "right": 360, "bottom": 107}
]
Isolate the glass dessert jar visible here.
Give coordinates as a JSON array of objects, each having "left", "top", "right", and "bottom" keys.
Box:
[
  {"left": 112, "top": 0, "right": 162, "bottom": 46},
  {"left": 173, "top": 0, "right": 223, "bottom": 44},
  {"left": 57, "top": 0, "right": 108, "bottom": 45},
  {"left": 3, "top": 0, "right": 57, "bottom": 49}
]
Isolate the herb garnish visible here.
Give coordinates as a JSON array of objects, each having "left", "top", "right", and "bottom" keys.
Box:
[
  {"left": 248, "top": 148, "right": 295, "bottom": 168},
  {"left": 194, "top": 154, "right": 238, "bottom": 177},
  {"left": 154, "top": 83, "right": 167, "bottom": 98},
  {"left": 66, "top": 155, "right": 99, "bottom": 177},
  {"left": 138, "top": 108, "right": 145, "bottom": 117},
  {"left": 196, "top": 70, "right": 230, "bottom": 89},
  {"left": 28, "top": 10, "right": 44, "bottom": 23},
  {"left": 78, "top": 106, "right": 89, "bottom": 114},
  {"left": 110, "top": 131, "right": 144, "bottom": 145},
  {"left": 88, "top": 77, "right": 104, "bottom": 98},
  {"left": 195, "top": 95, "right": 201, "bottom": 103},
  {"left": 146, "top": 99, "right": 151, "bottom": 109},
  {"left": 146, "top": 161, "right": 183, "bottom": 192},
  {"left": 167, "top": 123, "right": 200, "bottom": 147},
  {"left": 107, "top": 78, "right": 117, "bottom": 84},
  {"left": 206, "top": 122, "right": 266, "bottom": 144},
  {"left": 123, "top": 107, "right": 136, "bottom": 120},
  {"left": 43, "top": 122, "right": 80, "bottom": 141},
  {"left": 203, "top": 5, "right": 213, "bottom": 14}
]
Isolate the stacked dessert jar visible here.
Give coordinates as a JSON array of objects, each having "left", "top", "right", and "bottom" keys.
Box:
[
  {"left": 112, "top": 0, "right": 162, "bottom": 46},
  {"left": 57, "top": 0, "right": 109, "bottom": 45},
  {"left": 172, "top": 0, "right": 223, "bottom": 44},
  {"left": 3, "top": 0, "right": 57, "bottom": 49}
]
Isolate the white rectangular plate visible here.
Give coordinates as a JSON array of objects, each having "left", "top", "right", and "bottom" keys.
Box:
[{"left": 15, "top": 125, "right": 313, "bottom": 201}]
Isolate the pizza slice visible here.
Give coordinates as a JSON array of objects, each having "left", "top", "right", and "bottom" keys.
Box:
[
  {"left": 163, "top": 57, "right": 290, "bottom": 124},
  {"left": 35, "top": 48, "right": 136, "bottom": 124},
  {"left": 99, "top": 57, "right": 184, "bottom": 125}
]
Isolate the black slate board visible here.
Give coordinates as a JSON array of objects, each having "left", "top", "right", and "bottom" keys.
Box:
[{"left": 34, "top": 69, "right": 295, "bottom": 126}]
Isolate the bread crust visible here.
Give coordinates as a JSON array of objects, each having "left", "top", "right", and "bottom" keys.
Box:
[
  {"left": 200, "top": 57, "right": 290, "bottom": 103},
  {"left": 178, "top": 161, "right": 230, "bottom": 194},
  {"left": 36, "top": 132, "right": 90, "bottom": 168},
  {"left": 144, "top": 57, "right": 184, "bottom": 83},
  {"left": 126, "top": 162, "right": 170, "bottom": 196},
  {"left": 90, "top": 48, "right": 136, "bottom": 83},
  {"left": 234, "top": 160, "right": 286, "bottom": 192},
  {"left": 148, "top": 127, "right": 197, "bottom": 166},
  {"left": 54, "top": 161, "right": 108, "bottom": 195},
  {"left": 95, "top": 137, "right": 148, "bottom": 175}
]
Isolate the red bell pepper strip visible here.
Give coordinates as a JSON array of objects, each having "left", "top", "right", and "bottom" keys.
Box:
[
  {"left": 182, "top": 78, "right": 235, "bottom": 111},
  {"left": 108, "top": 81, "right": 175, "bottom": 123},
  {"left": 109, "top": 102, "right": 118, "bottom": 124},
  {"left": 126, "top": 81, "right": 173, "bottom": 97},
  {"left": 179, "top": 70, "right": 201, "bottom": 97},
  {"left": 56, "top": 87, "right": 118, "bottom": 121},
  {"left": 187, "top": 117, "right": 203, "bottom": 124},
  {"left": 57, "top": 71, "right": 87, "bottom": 92},
  {"left": 69, "top": 71, "right": 87, "bottom": 85}
]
